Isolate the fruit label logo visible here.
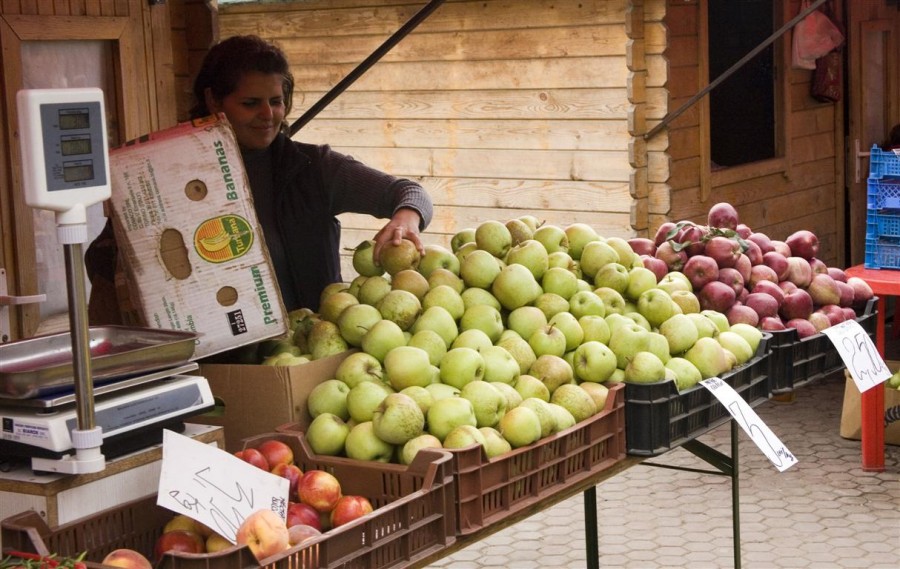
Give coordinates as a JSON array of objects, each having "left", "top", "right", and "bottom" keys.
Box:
[{"left": 194, "top": 215, "right": 253, "bottom": 263}]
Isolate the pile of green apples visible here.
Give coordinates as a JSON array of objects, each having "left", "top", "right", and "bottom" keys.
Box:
[{"left": 289, "top": 214, "right": 764, "bottom": 465}]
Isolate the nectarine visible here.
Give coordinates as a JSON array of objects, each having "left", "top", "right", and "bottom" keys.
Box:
[
  {"left": 330, "top": 495, "right": 374, "bottom": 528},
  {"left": 235, "top": 448, "right": 270, "bottom": 471},
  {"left": 154, "top": 529, "right": 204, "bottom": 560},
  {"left": 235, "top": 509, "right": 290, "bottom": 562},
  {"left": 287, "top": 524, "right": 322, "bottom": 547},
  {"left": 258, "top": 439, "right": 294, "bottom": 468},
  {"left": 102, "top": 548, "right": 152, "bottom": 569},
  {"left": 297, "top": 470, "right": 342, "bottom": 513}
]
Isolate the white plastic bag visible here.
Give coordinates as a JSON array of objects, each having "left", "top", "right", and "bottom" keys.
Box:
[{"left": 792, "top": 0, "right": 845, "bottom": 70}]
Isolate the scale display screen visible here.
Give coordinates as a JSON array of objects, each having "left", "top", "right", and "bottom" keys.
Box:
[
  {"left": 60, "top": 135, "right": 92, "bottom": 156},
  {"left": 59, "top": 109, "right": 91, "bottom": 130},
  {"left": 38, "top": 100, "right": 107, "bottom": 192}
]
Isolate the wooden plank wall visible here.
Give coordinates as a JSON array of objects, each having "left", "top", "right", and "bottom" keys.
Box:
[
  {"left": 217, "top": 0, "right": 640, "bottom": 281},
  {"left": 664, "top": 0, "right": 843, "bottom": 267}
]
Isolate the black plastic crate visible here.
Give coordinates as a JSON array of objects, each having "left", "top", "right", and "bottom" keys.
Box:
[
  {"left": 624, "top": 334, "right": 771, "bottom": 457},
  {"left": 768, "top": 297, "right": 878, "bottom": 395}
]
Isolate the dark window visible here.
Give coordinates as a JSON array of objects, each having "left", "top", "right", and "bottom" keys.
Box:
[{"left": 708, "top": 0, "right": 776, "bottom": 167}]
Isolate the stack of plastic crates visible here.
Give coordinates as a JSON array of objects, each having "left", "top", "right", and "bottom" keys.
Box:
[{"left": 865, "top": 145, "right": 900, "bottom": 269}]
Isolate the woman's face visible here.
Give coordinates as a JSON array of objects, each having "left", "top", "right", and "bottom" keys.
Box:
[{"left": 206, "top": 71, "right": 286, "bottom": 150}]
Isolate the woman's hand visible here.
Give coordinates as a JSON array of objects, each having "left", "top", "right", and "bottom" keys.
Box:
[{"left": 373, "top": 207, "right": 425, "bottom": 263}]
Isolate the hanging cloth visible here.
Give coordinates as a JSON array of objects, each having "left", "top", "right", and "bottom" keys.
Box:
[{"left": 792, "top": 0, "right": 845, "bottom": 70}]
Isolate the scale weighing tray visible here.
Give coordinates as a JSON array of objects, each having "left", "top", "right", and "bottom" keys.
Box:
[{"left": 0, "top": 325, "right": 198, "bottom": 399}]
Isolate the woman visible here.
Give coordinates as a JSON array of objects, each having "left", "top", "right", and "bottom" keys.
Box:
[{"left": 87, "top": 35, "right": 432, "bottom": 317}]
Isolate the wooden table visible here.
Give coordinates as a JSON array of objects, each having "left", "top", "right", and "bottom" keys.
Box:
[{"left": 844, "top": 265, "right": 895, "bottom": 472}]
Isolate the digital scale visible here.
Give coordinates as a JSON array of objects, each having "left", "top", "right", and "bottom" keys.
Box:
[{"left": 10, "top": 87, "right": 214, "bottom": 473}]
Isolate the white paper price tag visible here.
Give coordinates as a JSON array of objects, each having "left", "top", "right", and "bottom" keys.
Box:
[
  {"left": 821, "top": 319, "right": 891, "bottom": 393},
  {"left": 157, "top": 430, "right": 289, "bottom": 543},
  {"left": 700, "top": 378, "right": 797, "bottom": 472}
]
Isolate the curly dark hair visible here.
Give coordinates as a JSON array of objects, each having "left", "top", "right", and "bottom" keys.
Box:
[{"left": 190, "top": 35, "right": 294, "bottom": 128}]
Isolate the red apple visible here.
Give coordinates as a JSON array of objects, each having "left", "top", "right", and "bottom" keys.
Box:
[
  {"left": 676, "top": 224, "right": 708, "bottom": 257},
  {"left": 705, "top": 236, "right": 742, "bottom": 268},
  {"left": 745, "top": 292, "right": 779, "bottom": 320},
  {"left": 272, "top": 463, "right": 304, "bottom": 498},
  {"left": 748, "top": 264, "right": 779, "bottom": 289},
  {"left": 286, "top": 501, "right": 322, "bottom": 531},
  {"left": 235, "top": 448, "right": 270, "bottom": 471},
  {"left": 628, "top": 237, "right": 657, "bottom": 256},
  {"left": 235, "top": 509, "right": 290, "bottom": 562},
  {"left": 102, "top": 549, "right": 152, "bottom": 569},
  {"left": 684, "top": 254, "right": 719, "bottom": 290},
  {"left": 808, "top": 311, "right": 832, "bottom": 332},
  {"left": 698, "top": 280, "right": 737, "bottom": 312},
  {"left": 819, "top": 304, "right": 846, "bottom": 326},
  {"left": 771, "top": 240, "right": 791, "bottom": 257},
  {"left": 787, "top": 318, "right": 819, "bottom": 338},
  {"left": 154, "top": 530, "right": 204, "bottom": 560},
  {"left": 778, "top": 280, "right": 798, "bottom": 293},
  {"left": 717, "top": 267, "right": 745, "bottom": 297},
  {"left": 735, "top": 223, "right": 752, "bottom": 239},
  {"left": 808, "top": 274, "right": 841, "bottom": 306},
  {"left": 784, "top": 257, "right": 813, "bottom": 288},
  {"left": 707, "top": 202, "right": 739, "bottom": 230},
  {"left": 785, "top": 229, "right": 820, "bottom": 260},
  {"left": 760, "top": 316, "right": 787, "bottom": 331},
  {"left": 655, "top": 240, "right": 688, "bottom": 272},
  {"left": 654, "top": 221, "right": 678, "bottom": 246},
  {"left": 734, "top": 254, "right": 752, "bottom": 284},
  {"left": 747, "top": 232, "right": 775, "bottom": 254},
  {"left": 847, "top": 276, "right": 874, "bottom": 307},
  {"left": 827, "top": 267, "right": 848, "bottom": 282},
  {"left": 835, "top": 280, "right": 855, "bottom": 307},
  {"left": 780, "top": 288, "right": 814, "bottom": 321},
  {"left": 743, "top": 240, "right": 763, "bottom": 266},
  {"left": 641, "top": 255, "right": 668, "bottom": 282},
  {"left": 329, "top": 495, "right": 374, "bottom": 528},
  {"left": 841, "top": 307, "right": 858, "bottom": 321},
  {"left": 727, "top": 303, "right": 759, "bottom": 327},
  {"left": 751, "top": 280, "right": 785, "bottom": 306},
  {"left": 297, "top": 470, "right": 342, "bottom": 513},
  {"left": 257, "top": 439, "right": 294, "bottom": 469},
  {"left": 287, "top": 524, "right": 322, "bottom": 547},
  {"left": 737, "top": 287, "right": 749, "bottom": 304},
  {"left": 809, "top": 258, "right": 828, "bottom": 276},
  {"left": 762, "top": 251, "right": 789, "bottom": 280}
]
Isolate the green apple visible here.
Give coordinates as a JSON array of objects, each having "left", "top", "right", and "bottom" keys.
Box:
[
  {"left": 728, "top": 323, "right": 763, "bottom": 355},
  {"left": 347, "top": 380, "right": 394, "bottom": 423},
  {"left": 594, "top": 287, "right": 627, "bottom": 315},
  {"left": 625, "top": 266, "right": 658, "bottom": 302},
  {"left": 399, "top": 385, "right": 435, "bottom": 415},
  {"left": 408, "top": 329, "right": 448, "bottom": 366},
  {"left": 572, "top": 340, "right": 617, "bottom": 383},
  {"left": 475, "top": 220, "right": 513, "bottom": 258},
  {"left": 439, "top": 347, "right": 486, "bottom": 390},
  {"left": 337, "top": 303, "right": 383, "bottom": 347},
  {"left": 492, "top": 263, "right": 543, "bottom": 311},
  {"left": 506, "top": 239, "right": 549, "bottom": 280},
  {"left": 425, "top": 382, "right": 461, "bottom": 401},
  {"left": 513, "top": 374, "right": 551, "bottom": 402},
  {"left": 384, "top": 345, "right": 434, "bottom": 390},
  {"left": 506, "top": 218, "right": 534, "bottom": 246},
  {"left": 550, "top": 383, "right": 598, "bottom": 422},
  {"left": 418, "top": 244, "right": 460, "bottom": 278},
  {"left": 380, "top": 238, "right": 421, "bottom": 276},
  {"left": 428, "top": 267, "right": 465, "bottom": 293},
  {"left": 497, "top": 335, "right": 537, "bottom": 375},
  {"left": 319, "top": 291, "right": 360, "bottom": 324},
  {"left": 391, "top": 268, "right": 430, "bottom": 300},
  {"left": 579, "top": 382, "right": 609, "bottom": 412},
  {"left": 460, "top": 287, "right": 503, "bottom": 312},
  {"left": 534, "top": 292, "right": 570, "bottom": 319},
  {"left": 376, "top": 289, "right": 422, "bottom": 331},
  {"left": 372, "top": 393, "right": 426, "bottom": 445},
  {"left": 580, "top": 240, "right": 621, "bottom": 280},
  {"left": 508, "top": 306, "right": 549, "bottom": 341},
  {"left": 411, "top": 305, "right": 459, "bottom": 347},
  {"left": 460, "top": 380, "right": 508, "bottom": 428},
  {"left": 518, "top": 397, "right": 557, "bottom": 439},
  {"left": 451, "top": 328, "right": 494, "bottom": 351},
  {"left": 361, "top": 319, "right": 407, "bottom": 362},
  {"left": 346, "top": 274, "right": 367, "bottom": 298},
  {"left": 423, "top": 285, "right": 465, "bottom": 321},
  {"left": 460, "top": 304, "right": 505, "bottom": 343},
  {"left": 701, "top": 309, "right": 730, "bottom": 334},
  {"left": 717, "top": 330, "right": 754, "bottom": 365},
  {"left": 519, "top": 215, "right": 543, "bottom": 232},
  {"left": 644, "top": 331, "right": 672, "bottom": 364},
  {"left": 498, "top": 406, "right": 543, "bottom": 448},
  {"left": 568, "top": 290, "right": 606, "bottom": 319},
  {"left": 593, "top": 263, "right": 630, "bottom": 294},
  {"left": 308, "top": 320, "right": 350, "bottom": 360},
  {"left": 528, "top": 323, "right": 567, "bottom": 358},
  {"left": 344, "top": 421, "right": 394, "bottom": 462},
  {"left": 666, "top": 271, "right": 692, "bottom": 289},
  {"left": 608, "top": 323, "right": 651, "bottom": 369},
  {"left": 665, "top": 357, "right": 703, "bottom": 391},
  {"left": 358, "top": 275, "right": 392, "bottom": 306},
  {"left": 335, "top": 351, "right": 384, "bottom": 388},
  {"left": 399, "top": 433, "right": 443, "bottom": 465},
  {"left": 454, "top": 242, "right": 478, "bottom": 266},
  {"left": 479, "top": 427, "right": 512, "bottom": 458},
  {"left": 670, "top": 290, "right": 701, "bottom": 314},
  {"left": 305, "top": 413, "right": 351, "bottom": 456},
  {"left": 579, "top": 315, "right": 611, "bottom": 344},
  {"left": 460, "top": 249, "right": 503, "bottom": 289},
  {"left": 624, "top": 311, "right": 652, "bottom": 331},
  {"left": 546, "top": 402, "right": 577, "bottom": 432},
  {"left": 307, "top": 379, "right": 350, "bottom": 420},
  {"left": 426, "top": 396, "right": 478, "bottom": 441},
  {"left": 450, "top": 228, "right": 476, "bottom": 253},
  {"left": 479, "top": 345, "right": 520, "bottom": 384},
  {"left": 686, "top": 312, "right": 719, "bottom": 339},
  {"left": 542, "top": 267, "right": 579, "bottom": 300},
  {"left": 533, "top": 224, "right": 569, "bottom": 255},
  {"left": 684, "top": 336, "right": 731, "bottom": 379},
  {"left": 637, "top": 288, "right": 682, "bottom": 329},
  {"left": 351, "top": 239, "right": 383, "bottom": 277},
  {"left": 604, "top": 237, "right": 636, "bottom": 267},
  {"left": 549, "top": 311, "right": 584, "bottom": 352},
  {"left": 529, "top": 354, "right": 574, "bottom": 393},
  {"left": 624, "top": 351, "right": 667, "bottom": 384},
  {"left": 547, "top": 251, "right": 578, "bottom": 274},
  {"left": 491, "top": 381, "right": 524, "bottom": 409},
  {"left": 659, "top": 313, "right": 700, "bottom": 356},
  {"left": 564, "top": 223, "right": 601, "bottom": 260},
  {"left": 442, "top": 424, "right": 487, "bottom": 450},
  {"left": 657, "top": 273, "right": 692, "bottom": 295}
]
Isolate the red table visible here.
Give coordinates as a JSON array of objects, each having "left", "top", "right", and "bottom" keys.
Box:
[{"left": 844, "top": 265, "right": 895, "bottom": 472}]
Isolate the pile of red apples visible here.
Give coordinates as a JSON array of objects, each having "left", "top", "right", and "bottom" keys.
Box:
[{"left": 631, "top": 203, "right": 874, "bottom": 338}]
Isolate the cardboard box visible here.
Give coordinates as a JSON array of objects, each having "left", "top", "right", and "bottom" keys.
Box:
[
  {"left": 191, "top": 351, "right": 353, "bottom": 452},
  {"left": 841, "top": 361, "right": 900, "bottom": 446},
  {"left": 107, "top": 115, "right": 287, "bottom": 358}
]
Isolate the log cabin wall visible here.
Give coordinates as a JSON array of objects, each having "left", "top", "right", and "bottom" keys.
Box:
[{"left": 217, "top": 0, "right": 648, "bottom": 280}]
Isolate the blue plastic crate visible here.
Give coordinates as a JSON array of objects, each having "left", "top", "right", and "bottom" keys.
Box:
[
  {"left": 865, "top": 236, "right": 900, "bottom": 269},
  {"left": 869, "top": 145, "right": 900, "bottom": 180},
  {"left": 867, "top": 178, "right": 900, "bottom": 209},
  {"left": 866, "top": 208, "right": 900, "bottom": 238}
]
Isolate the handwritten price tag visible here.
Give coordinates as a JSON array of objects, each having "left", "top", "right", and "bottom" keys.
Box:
[
  {"left": 821, "top": 319, "right": 891, "bottom": 393},
  {"left": 700, "top": 378, "right": 797, "bottom": 472},
  {"left": 157, "top": 430, "right": 289, "bottom": 543}
]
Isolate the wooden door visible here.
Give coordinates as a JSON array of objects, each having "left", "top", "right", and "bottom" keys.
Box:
[
  {"left": 0, "top": 3, "right": 176, "bottom": 341},
  {"left": 846, "top": 1, "right": 900, "bottom": 266}
]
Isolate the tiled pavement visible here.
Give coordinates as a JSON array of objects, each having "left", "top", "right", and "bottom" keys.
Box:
[{"left": 426, "top": 371, "right": 900, "bottom": 568}]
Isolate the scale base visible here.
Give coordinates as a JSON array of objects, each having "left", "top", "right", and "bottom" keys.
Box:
[{"left": 32, "top": 440, "right": 105, "bottom": 474}]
